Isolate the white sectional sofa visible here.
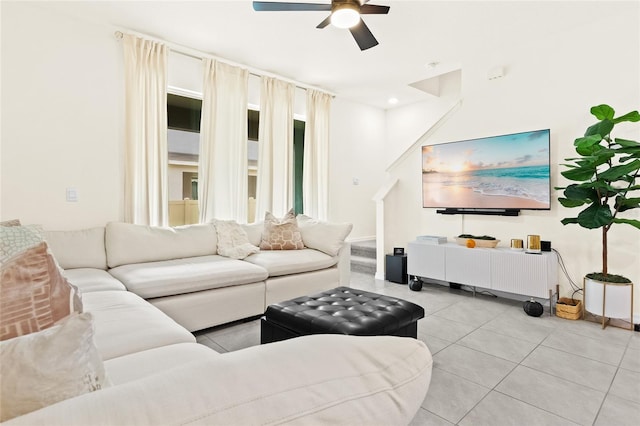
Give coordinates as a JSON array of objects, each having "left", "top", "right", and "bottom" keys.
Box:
[
  {"left": 44, "top": 220, "right": 352, "bottom": 331},
  {"left": 4, "top": 275, "right": 433, "bottom": 425},
  {"left": 1, "top": 220, "right": 434, "bottom": 425}
]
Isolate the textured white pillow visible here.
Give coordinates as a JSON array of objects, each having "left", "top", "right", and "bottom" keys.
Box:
[
  {"left": 213, "top": 220, "right": 260, "bottom": 260},
  {"left": 0, "top": 312, "right": 108, "bottom": 421},
  {"left": 296, "top": 215, "right": 353, "bottom": 256}
]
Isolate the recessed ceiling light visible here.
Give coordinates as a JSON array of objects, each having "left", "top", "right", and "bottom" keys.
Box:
[{"left": 388, "top": 97, "right": 399, "bottom": 105}]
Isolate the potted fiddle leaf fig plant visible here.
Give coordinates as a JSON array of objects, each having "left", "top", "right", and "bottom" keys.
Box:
[{"left": 557, "top": 104, "right": 639, "bottom": 326}]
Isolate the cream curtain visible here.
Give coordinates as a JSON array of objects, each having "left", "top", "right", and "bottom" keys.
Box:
[
  {"left": 123, "top": 34, "right": 168, "bottom": 226},
  {"left": 255, "top": 77, "right": 295, "bottom": 221},
  {"left": 302, "top": 89, "right": 331, "bottom": 220},
  {"left": 198, "top": 60, "right": 249, "bottom": 222}
]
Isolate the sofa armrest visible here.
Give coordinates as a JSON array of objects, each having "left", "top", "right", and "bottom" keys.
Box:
[
  {"left": 338, "top": 241, "right": 351, "bottom": 286},
  {"left": 5, "top": 335, "right": 432, "bottom": 425}
]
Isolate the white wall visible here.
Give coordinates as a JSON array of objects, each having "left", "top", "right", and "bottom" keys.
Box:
[
  {"left": 383, "top": 3, "right": 640, "bottom": 312},
  {"left": 1, "top": 2, "right": 123, "bottom": 229},
  {"left": 328, "top": 97, "right": 386, "bottom": 239}
]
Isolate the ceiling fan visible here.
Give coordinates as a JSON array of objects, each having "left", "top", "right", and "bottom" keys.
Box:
[{"left": 252, "top": 0, "right": 390, "bottom": 51}]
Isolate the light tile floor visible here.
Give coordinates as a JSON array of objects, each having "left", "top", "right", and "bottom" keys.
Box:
[{"left": 194, "top": 272, "right": 640, "bottom": 426}]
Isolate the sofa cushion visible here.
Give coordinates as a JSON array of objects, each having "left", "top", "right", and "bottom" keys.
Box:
[
  {"left": 244, "top": 249, "right": 337, "bottom": 277},
  {"left": 44, "top": 227, "right": 107, "bottom": 270},
  {"left": 81, "top": 291, "right": 195, "bottom": 360},
  {"left": 0, "top": 312, "right": 108, "bottom": 422},
  {"left": 212, "top": 220, "right": 259, "bottom": 260},
  {"left": 104, "top": 343, "right": 217, "bottom": 386},
  {"left": 1, "top": 225, "right": 81, "bottom": 341},
  {"left": 105, "top": 222, "right": 217, "bottom": 268},
  {"left": 63, "top": 268, "right": 126, "bottom": 293},
  {"left": 296, "top": 214, "right": 353, "bottom": 256},
  {"left": 3, "top": 335, "right": 432, "bottom": 425},
  {"left": 109, "top": 255, "right": 269, "bottom": 299},
  {"left": 241, "top": 221, "right": 263, "bottom": 247},
  {"left": 259, "top": 209, "right": 304, "bottom": 250}
]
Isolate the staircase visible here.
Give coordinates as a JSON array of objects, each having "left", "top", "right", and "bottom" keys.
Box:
[{"left": 350, "top": 239, "right": 376, "bottom": 275}]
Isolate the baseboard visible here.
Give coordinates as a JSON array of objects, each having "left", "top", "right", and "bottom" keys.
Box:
[{"left": 347, "top": 235, "right": 376, "bottom": 243}]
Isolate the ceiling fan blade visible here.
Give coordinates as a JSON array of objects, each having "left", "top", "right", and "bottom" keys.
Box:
[
  {"left": 349, "top": 19, "right": 379, "bottom": 50},
  {"left": 252, "top": 2, "right": 331, "bottom": 12},
  {"left": 316, "top": 15, "right": 332, "bottom": 29},
  {"left": 360, "top": 4, "right": 390, "bottom": 14}
]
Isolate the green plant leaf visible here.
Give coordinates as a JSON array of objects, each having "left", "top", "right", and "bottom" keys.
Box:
[
  {"left": 568, "top": 153, "right": 614, "bottom": 168},
  {"left": 612, "top": 218, "right": 640, "bottom": 229},
  {"left": 620, "top": 155, "right": 638, "bottom": 163},
  {"left": 574, "top": 135, "right": 604, "bottom": 156},
  {"left": 564, "top": 184, "right": 598, "bottom": 201},
  {"left": 558, "top": 198, "right": 586, "bottom": 208},
  {"left": 574, "top": 135, "right": 602, "bottom": 147},
  {"left": 591, "top": 104, "right": 615, "bottom": 120},
  {"left": 584, "top": 181, "right": 627, "bottom": 198},
  {"left": 560, "top": 217, "right": 580, "bottom": 225},
  {"left": 612, "top": 110, "right": 640, "bottom": 124},
  {"left": 598, "top": 159, "right": 640, "bottom": 181},
  {"left": 585, "top": 120, "right": 614, "bottom": 138},
  {"left": 577, "top": 203, "right": 613, "bottom": 228},
  {"left": 614, "top": 138, "right": 640, "bottom": 147},
  {"left": 561, "top": 166, "right": 595, "bottom": 181},
  {"left": 615, "top": 196, "right": 640, "bottom": 212}
]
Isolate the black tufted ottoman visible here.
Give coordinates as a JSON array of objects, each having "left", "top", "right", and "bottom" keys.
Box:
[{"left": 261, "top": 287, "right": 425, "bottom": 344}]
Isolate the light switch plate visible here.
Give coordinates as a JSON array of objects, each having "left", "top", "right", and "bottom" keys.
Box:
[{"left": 66, "top": 187, "right": 78, "bottom": 202}]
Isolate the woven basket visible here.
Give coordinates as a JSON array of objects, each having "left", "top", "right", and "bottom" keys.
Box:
[{"left": 556, "top": 297, "right": 582, "bottom": 320}]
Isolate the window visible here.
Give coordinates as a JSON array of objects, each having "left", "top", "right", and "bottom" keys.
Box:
[
  {"left": 247, "top": 109, "right": 305, "bottom": 221},
  {"left": 167, "top": 93, "right": 305, "bottom": 225},
  {"left": 293, "top": 119, "right": 305, "bottom": 215},
  {"left": 167, "top": 93, "right": 201, "bottom": 226}
]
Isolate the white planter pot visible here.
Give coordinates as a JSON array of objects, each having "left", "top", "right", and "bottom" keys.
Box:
[{"left": 584, "top": 277, "right": 634, "bottom": 320}]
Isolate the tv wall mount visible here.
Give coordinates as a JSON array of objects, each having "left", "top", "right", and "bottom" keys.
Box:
[{"left": 436, "top": 208, "right": 520, "bottom": 217}]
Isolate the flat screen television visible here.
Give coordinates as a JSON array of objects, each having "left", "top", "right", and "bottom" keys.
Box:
[{"left": 422, "top": 129, "right": 551, "bottom": 213}]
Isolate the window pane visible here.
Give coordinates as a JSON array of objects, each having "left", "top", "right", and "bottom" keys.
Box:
[{"left": 168, "top": 93, "right": 201, "bottom": 226}]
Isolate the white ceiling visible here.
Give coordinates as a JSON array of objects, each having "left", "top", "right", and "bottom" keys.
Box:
[{"left": 36, "top": 0, "right": 615, "bottom": 109}]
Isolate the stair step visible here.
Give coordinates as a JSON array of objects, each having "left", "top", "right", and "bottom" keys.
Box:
[
  {"left": 350, "top": 255, "right": 376, "bottom": 275},
  {"left": 350, "top": 240, "right": 376, "bottom": 259}
]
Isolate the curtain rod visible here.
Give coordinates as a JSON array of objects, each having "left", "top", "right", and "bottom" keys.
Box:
[{"left": 113, "top": 30, "right": 335, "bottom": 97}]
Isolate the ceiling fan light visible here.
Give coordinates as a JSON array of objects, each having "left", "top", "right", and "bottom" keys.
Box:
[{"left": 331, "top": 5, "right": 360, "bottom": 29}]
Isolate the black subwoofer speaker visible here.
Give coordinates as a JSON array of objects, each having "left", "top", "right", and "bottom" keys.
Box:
[
  {"left": 541, "top": 241, "right": 551, "bottom": 252},
  {"left": 385, "top": 254, "right": 407, "bottom": 284}
]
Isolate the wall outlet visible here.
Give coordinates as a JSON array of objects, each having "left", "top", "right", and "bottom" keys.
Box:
[{"left": 352, "top": 177, "right": 360, "bottom": 186}]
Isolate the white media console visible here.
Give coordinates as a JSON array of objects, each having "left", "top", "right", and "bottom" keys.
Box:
[{"left": 407, "top": 240, "right": 558, "bottom": 301}]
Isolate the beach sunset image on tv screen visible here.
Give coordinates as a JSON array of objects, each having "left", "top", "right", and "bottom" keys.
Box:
[{"left": 422, "top": 129, "right": 551, "bottom": 210}]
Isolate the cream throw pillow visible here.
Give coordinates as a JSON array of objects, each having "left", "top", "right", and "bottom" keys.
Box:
[
  {"left": 213, "top": 220, "right": 260, "bottom": 260},
  {"left": 260, "top": 209, "right": 304, "bottom": 250},
  {"left": 0, "top": 312, "right": 108, "bottom": 421},
  {"left": 296, "top": 215, "right": 353, "bottom": 256}
]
